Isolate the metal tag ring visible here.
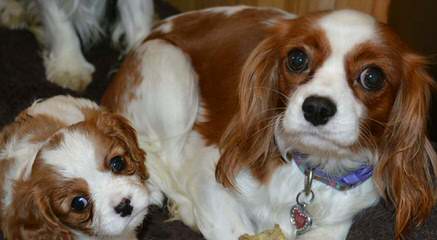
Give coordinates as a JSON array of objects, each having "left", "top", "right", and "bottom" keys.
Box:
[
  {"left": 304, "top": 169, "right": 314, "bottom": 195},
  {"left": 296, "top": 190, "right": 315, "bottom": 206}
]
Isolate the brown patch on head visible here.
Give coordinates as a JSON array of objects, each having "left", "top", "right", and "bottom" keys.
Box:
[
  {"left": 2, "top": 161, "right": 92, "bottom": 239},
  {"left": 0, "top": 111, "right": 68, "bottom": 232},
  {"left": 344, "top": 39, "right": 401, "bottom": 151},
  {"left": 276, "top": 16, "right": 331, "bottom": 99},
  {"left": 0, "top": 112, "right": 66, "bottom": 146},
  {"left": 77, "top": 111, "right": 148, "bottom": 181},
  {"left": 47, "top": 177, "right": 93, "bottom": 234}
]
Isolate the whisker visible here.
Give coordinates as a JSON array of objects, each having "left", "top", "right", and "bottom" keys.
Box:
[
  {"left": 247, "top": 114, "right": 282, "bottom": 140},
  {"left": 248, "top": 107, "right": 287, "bottom": 119},
  {"left": 249, "top": 86, "right": 290, "bottom": 100}
]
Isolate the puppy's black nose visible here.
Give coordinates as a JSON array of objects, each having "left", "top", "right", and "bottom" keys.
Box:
[
  {"left": 114, "top": 198, "right": 133, "bottom": 217},
  {"left": 302, "top": 96, "right": 337, "bottom": 126}
]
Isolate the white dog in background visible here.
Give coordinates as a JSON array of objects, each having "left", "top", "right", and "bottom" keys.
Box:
[{"left": 0, "top": 0, "right": 154, "bottom": 91}]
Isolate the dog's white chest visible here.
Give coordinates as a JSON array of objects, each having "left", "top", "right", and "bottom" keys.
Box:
[{"left": 234, "top": 163, "right": 379, "bottom": 238}]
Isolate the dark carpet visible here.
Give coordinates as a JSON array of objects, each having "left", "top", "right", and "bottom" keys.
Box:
[{"left": 1, "top": 11, "right": 437, "bottom": 240}]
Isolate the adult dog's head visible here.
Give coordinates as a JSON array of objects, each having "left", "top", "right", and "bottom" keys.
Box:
[{"left": 216, "top": 10, "right": 436, "bottom": 237}]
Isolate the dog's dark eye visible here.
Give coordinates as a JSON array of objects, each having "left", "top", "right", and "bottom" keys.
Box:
[
  {"left": 287, "top": 49, "right": 309, "bottom": 73},
  {"left": 358, "top": 66, "right": 385, "bottom": 91},
  {"left": 110, "top": 156, "right": 125, "bottom": 173},
  {"left": 71, "top": 196, "right": 89, "bottom": 211}
]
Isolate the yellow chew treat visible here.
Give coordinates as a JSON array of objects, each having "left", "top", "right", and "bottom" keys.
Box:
[{"left": 239, "top": 225, "right": 286, "bottom": 240}]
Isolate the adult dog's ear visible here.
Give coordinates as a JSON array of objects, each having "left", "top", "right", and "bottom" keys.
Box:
[
  {"left": 374, "top": 53, "right": 437, "bottom": 239},
  {"left": 3, "top": 179, "right": 73, "bottom": 240},
  {"left": 216, "top": 36, "right": 282, "bottom": 188}
]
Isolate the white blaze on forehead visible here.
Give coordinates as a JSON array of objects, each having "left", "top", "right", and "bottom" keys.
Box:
[
  {"left": 42, "top": 130, "right": 101, "bottom": 179},
  {"left": 318, "top": 10, "right": 378, "bottom": 54},
  {"left": 312, "top": 10, "right": 379, "bottom": 116}
]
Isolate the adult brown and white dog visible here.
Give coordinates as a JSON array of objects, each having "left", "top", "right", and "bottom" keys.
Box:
[
  {"left": 102, "top": 6, "right": 437, "bottom": 240},
  {"left": 0, "top": 96, "right": 161, "bottom": 239},
  {"left": 0, "top": 0, "right": 154, "bottom": 91}
]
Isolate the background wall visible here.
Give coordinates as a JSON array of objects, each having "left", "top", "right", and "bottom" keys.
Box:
[{"left": 389, "top": 0, "right": 437, "bottom": 141}]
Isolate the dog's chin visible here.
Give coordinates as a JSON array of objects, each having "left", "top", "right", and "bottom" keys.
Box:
[
  {"left": 276, "top": 131, "right": 373, "bottom": 175},
  {"left": 294, "top": 133, "right": 354, "bottom": 156},
  {"left": 275, "top": 128, "right": 357, "bottom": 159},
  {"left": 276, "top": 117, "right": 362, "bottom": 158}
]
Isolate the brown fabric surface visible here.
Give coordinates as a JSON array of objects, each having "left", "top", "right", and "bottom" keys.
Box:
[{"left": 0, "top": 27, "right": 436, "bottom": 240}]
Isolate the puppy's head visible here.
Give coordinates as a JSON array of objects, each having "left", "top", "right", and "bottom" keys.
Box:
[
  {"left": 217, "top": 10, "right": 436, "bottom": 237},
  {"left": 3, "top": 108, "right": 149, "bottom": 238}
]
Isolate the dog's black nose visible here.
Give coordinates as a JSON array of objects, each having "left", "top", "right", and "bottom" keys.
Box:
[
  {"left": 114, "top": 198, "right": 133, "bottom": 217},
  {"left": 302, "top": 96, "right": 337, "bottom": 126}
]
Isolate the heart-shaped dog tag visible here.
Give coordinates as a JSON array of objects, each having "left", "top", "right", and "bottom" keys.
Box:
[{"left": 290, "top": 204, "right": 312, "bottom": 235}]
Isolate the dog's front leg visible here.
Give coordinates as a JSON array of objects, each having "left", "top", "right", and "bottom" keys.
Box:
[
  {"left": 188, "top": 180, "right": 256, "bottom": 240},
  {"left": 38, "top": 0, "right": 94, "bottom": 92}
]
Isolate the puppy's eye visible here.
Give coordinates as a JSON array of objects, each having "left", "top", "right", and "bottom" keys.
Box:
[
  {"left": 110, "top": 156, "right": 125, "bottom": 173},
  {"left": 71, "top": 196, "right": 89, "bottom": 211},
  {"left": 358, "top": 66, "right": 385, "bottom": 91},
  {"left": 287, "top": 49, "right": 309, "bottom": 73}
]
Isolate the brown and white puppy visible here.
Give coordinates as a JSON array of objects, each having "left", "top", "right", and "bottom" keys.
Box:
[
  {"left": 0, "top": 95, "right": 161, "bottom": 239},
  {"left": 102, "top": 6, "right": 436, "bottom": 240}
]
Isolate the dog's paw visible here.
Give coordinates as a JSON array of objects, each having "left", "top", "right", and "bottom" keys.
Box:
[
  {"left": 0, "top": 0, "right": 26, "bottom": 28},
  {"left": 44, "top": 52, "right": 95, "bottom": 92}
]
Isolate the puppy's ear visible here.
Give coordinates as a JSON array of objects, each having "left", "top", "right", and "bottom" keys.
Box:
[
  {"left": 3, "top": 180, "right": 73, "bottom": 240},
  {"left": 374, "top": 53, "right": 437, "bottom": 238},
  {"left": 216, "top": 37, "right": 282, "bottom": 188},
  {"left": 97, "top": 112, "right": 148, "bottom": 180}
]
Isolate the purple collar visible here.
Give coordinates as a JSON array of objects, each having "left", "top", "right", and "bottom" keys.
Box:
[{"left": 289, "top": 151, "right": 373, "bottom": 191}]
